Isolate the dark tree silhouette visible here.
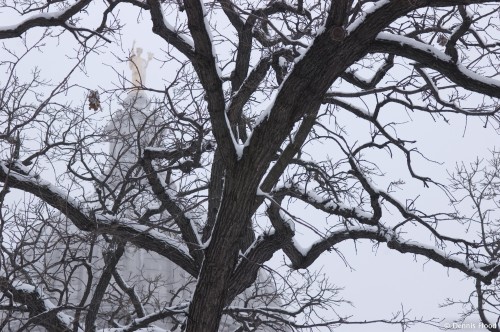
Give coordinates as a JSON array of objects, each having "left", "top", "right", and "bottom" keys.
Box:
[{"left": 1, "top": 1, "right": 500, "bottom": 331}]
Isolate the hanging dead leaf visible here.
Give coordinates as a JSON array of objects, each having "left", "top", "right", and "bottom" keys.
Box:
[
  {"left": 437, "top": 34, "right": 448, "bottom": 46},
  {"left": 88, "top": 90, "right": 101, "bottom": 111}
]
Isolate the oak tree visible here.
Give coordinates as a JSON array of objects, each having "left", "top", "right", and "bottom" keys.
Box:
[{"left": 2, "top": 1, "right": 500, "bottom": 331}]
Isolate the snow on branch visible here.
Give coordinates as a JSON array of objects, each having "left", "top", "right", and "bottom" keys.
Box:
[
  {"left": 141, "top": 153, "right": 203, "bottom": 264},
  {"left": 92, "top": 214, "right": 198, "bottom": 276},
  {"left": 341, "top": 54, "right": 394, "bottom": 90},
  {"left": 272, "top": 207, "right": 500, "bottom": 284},
  {"left": 226, "top": 55, "right": 272, "bottom": 127},
  {"left": 0, "top": 160, "right": 198, "bottom": 277},
  {"left": 168, "top": 0, "right": 235, "bottom": 165},
  {"left": 100, "top": 303, "right": 188, "bottom": 332},
  {"left": 0, "top": 160, "right": 88, "bottom": 227},
  {"left": 266, "top": 185, "right": 500, "bottom": 283},
  {"left": 274, "top": 183, "right": 377, "bottom": 225},
  {"left": 0, "top": 0, "right": 92, "bottom": 39},
  {"left": 0, "top": 277, "right": 77, "bottom": 332},
  {"left": 227, "top": 227, "right": 288, "bottom": 303},
  {"left": 372, "top": 32, "right": 500, "bottom": 99},
  {"left": 146, "top": 0, "right": 195, "bottom": 60}
]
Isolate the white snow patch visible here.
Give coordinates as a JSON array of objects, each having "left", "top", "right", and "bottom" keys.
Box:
[
  {"left": 224, "top": 112, "right": 245, "bottom": 159},
  {"left": 0, "top": 9, "right": 70, "bottom": 32},
  {"left": 254, "top": 97, "right": 275, "bottom": 127},
  {"left": 12, "top": 280, "right": 36, "bottom": 293},
  {"left": 292, "top": 237, "right": 309, "bottom": 256},
  {"left": 376, "top": 32, "right": 452, "bottom": 62},
  {"left": 294, "top": 43, "right": 312, "bottom": 64},
  {"left": 144, "top": 146, "right": 168, "bottom": 152},
  {"left": 347, "top": 0, "right": 391, "bottom": 34},
  {"left": 278, "top": 56, "right": 286, "bottom": 67},
  {"left": 1, "top": 161, "right": 81, "bottom": 208},
  {"left": 377, "top": 33, "right": 500, "bottom": 89},
  {"left": 457, "top": 63, "right": 500, "bottom": 89},
  {"left": 163, "top": 19, "right": 194, "bottom": 49},
  {"left": 200, "top": 1, "right": 222, "bottom": 78},
  {"left": 96, "top": 215, "right": 189, "bottom": 254}
]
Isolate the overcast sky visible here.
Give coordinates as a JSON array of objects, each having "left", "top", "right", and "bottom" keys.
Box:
[{"left": 1, "top": 3, "right": 499, "bottom": 331}]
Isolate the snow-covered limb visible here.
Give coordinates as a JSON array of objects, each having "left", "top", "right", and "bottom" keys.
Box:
[
  {"left": 252, "top": 111, "right": 319, "bottom": 215},
  {"left": 93, "top": 214, "right": 197, "bottom": 276},
  {"left": 341, "top": 54, "right": 394, "bottom": 90},
  {"left": 0, "top": 277, "right": 79, "bottom": 332},
  {"left": 228, "top": 228, "right": 289, "bottom": 304},
  {"left": 0, "top": 0, "right": 92, "bottom": 40},
  {"left": 226, "top": 55, "right": 273, "bottom": 130},
  {"left": 272, "top": 173, "right": 492, "bottom": 274},
  {"left": 266, "top": 197, "right": 500, "bottom": 283},
  {"left": 224, "top": 111, "right": 245, "bottom": 160},
  {"left": 0, "top": 160, "right": 198, "bottom": 277},
  {"left": 146, "top": 0, "right": 195, "bottom": 60},
  {"left": 274, "top": 183, "right": 377, "bottom": 225},
  {"left": 86, "top": 242, "right": 126, "bottom": 331},
  {"left": 233, "top": 50, "right": 292, "bottom": 132},
  {"left": 372, "top": 33, "right": 500, "bottom": 99},
  {"left": 141, "top": 153, "right": 203, "bottom": 264},
  {"left": 162, "top": 19, "right": 195, "bottom": 51},
  {"left": 169, "top": 0, "right": 236, "bottom": 166},
  {"left": 0, "top": 160, "right": 89, "bottom": 228},
  {"left": 99, "top": 303, "right": 188, "bottom": 332},
  {"left": 346, "top": 0, "right": 392, "bottom": 35}
]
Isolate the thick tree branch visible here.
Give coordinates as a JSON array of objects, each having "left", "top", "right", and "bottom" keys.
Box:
[
  {"left": 187, "top": 3, "right": 429, "bottom": 330},
  {"left": 230, "top": 14, "right": 256, "bottom": 94},
  {"left": 217, "top": 0, "right": 244, "bottom": 32},
  {"left": 0, "top": 0, "right": 92, "bottom": 39},
  {"left": 141, "top": 152, "right": 203, "bottom": 266},
  {"left": 226, "top": 230, "right": 284, "bottom": 305},
  {"left": 0, "top": 161, "right": 198, "bottom": 277},
  {"left": 0, "top": 277, "right": 74, "bottom": 332},
  {"left": 85, "top": 241, "right": 125, "bottom": 332},
  {"left": 182, "top": 0, "right": 236, "bottom": 165},
  {"left": 341, "top": 55, "right": 394, "bottom": 89},
  {"left": 252, "top": 110, "right": 318, "bottom": 216},
  {"left": 266, "top": 207, "right": 500, "bottom": 285},
  {"left": 146, "top": 0, "right": 196, "bottom": 60},
  {"left": 371, "top": 33, "right": 500, "bottom": 99},
  {"left": 227, "top": 56, "right": 272, "bottom": 130},
  {"left": 445, "top": 6, "right": 472, "bottom": 62}
]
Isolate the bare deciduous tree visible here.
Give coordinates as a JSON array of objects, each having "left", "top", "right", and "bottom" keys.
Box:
[{"left": 1, "top": 1, "right": 500, "bottom": 331}]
